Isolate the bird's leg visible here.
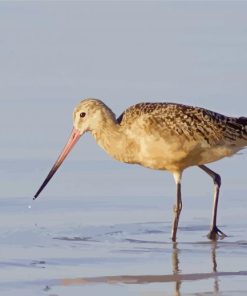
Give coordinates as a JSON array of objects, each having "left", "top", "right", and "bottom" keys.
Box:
[
  {"left": 171, "top": 172, "right": 182, "bottom": 242},
  {"left": 199, "top": 165, "right": 227, "bottom": 240}
]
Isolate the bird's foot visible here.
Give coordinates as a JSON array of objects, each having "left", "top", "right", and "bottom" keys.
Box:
[{"left": 207, "top": 226, "right": 227, "bottom": 240}]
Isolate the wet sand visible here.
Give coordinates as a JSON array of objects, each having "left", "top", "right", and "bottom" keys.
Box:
[{"left": 1, "top": 193, "right": 247, "bottom": 296}]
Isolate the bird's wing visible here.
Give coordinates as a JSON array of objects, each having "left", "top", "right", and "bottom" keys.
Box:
[
  {"left": 151, "top": 107, "right": 247, "bottom": 147},
  {"left": 118, "top": 102, "right": 247, "bottom": 146}
]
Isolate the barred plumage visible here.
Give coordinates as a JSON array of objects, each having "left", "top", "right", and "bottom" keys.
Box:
[
  {"left": 118, "top": 102, "right": 247, "bottom": 146},
  {"left": 34, "top": 98, "right": 247, "bottom": 242}
]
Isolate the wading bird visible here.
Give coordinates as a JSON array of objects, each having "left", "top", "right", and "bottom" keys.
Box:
[{"left": 34, "top": 98, "right": 247, "bottom": 241}]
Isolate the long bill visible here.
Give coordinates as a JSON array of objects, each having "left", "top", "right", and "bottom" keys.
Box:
[{"left": 33, "top": 128, "right": 81, "bottom": 200}]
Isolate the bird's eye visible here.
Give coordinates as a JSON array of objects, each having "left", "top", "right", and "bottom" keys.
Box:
[{"left": 80, "top": 112, "right": 86, "bottom": 118}]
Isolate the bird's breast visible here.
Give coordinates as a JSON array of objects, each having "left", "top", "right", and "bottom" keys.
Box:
[
  {"left": 92, "top": 125, "right": 240, "bottom": 172},
  {"left": 131, "top": 135, "right": 238, "bottom": 172}
]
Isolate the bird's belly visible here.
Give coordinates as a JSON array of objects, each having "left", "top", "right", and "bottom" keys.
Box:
[{"left": 133, "top": 137, "right": 238, "bottom": 172}]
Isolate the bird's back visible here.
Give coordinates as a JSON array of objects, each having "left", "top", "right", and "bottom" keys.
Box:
[
  {"left": 116, "top": 102, "right": 247, "bottom": 171},
  {"left": 118, "top": 102, "right": 247, "bottom": 145}
]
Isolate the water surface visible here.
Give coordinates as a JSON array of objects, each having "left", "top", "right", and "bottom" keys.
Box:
[{"left": 1, "top": 194, "right": 247, "bottom": 296}]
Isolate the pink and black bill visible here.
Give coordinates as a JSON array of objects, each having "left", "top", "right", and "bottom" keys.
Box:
[{"left": 33, "top": 128, "right": 81, "bottom": 200}]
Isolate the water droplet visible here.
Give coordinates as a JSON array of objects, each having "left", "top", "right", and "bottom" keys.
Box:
[{"left": 28, "top": 205, "right": 32, "bottom": 209}]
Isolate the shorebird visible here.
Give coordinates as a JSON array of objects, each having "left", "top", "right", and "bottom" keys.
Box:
[{"left": 34, "top": 98, "right": 247, "bottom": 241}]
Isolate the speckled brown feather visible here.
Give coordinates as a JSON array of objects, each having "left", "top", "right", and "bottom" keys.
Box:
[
  {"left": 34, "top": 98, "right": 247, "bottom": 240},
  {"left": 117, "top": 102, "right": 247, "bottom": 146},
  {"left": 70, "top": 98, "right": 247, "bottom": 172}
]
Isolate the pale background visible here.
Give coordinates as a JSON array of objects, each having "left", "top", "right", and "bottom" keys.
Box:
[
  {"left": 1, "top": 1, "right": 247, "bottom": 200},
  {"left": 1, "top": 2, "right": 247, "bottom": 295}
]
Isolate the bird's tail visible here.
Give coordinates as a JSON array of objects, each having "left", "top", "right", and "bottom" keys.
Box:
[
  {"left": 226, "top": 116, "right": 247, "bottom": 146},
  {"left": 237, "top": 117, "right": 247, "bottom": 135},
  {"left": 239, "top": 117, "right": 247, "bottom": 148},
  {"left": 237, "top": 116, "right": 247, "bottom": 125}
]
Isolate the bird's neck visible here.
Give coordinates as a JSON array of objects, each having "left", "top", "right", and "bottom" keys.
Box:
[{"left": 91, "top": 113, "right": 125, "bottom": 161}]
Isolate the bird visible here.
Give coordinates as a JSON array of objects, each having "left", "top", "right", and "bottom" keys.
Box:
[{"left": 34, "top": 98, "right": 247, "bottom": 241}]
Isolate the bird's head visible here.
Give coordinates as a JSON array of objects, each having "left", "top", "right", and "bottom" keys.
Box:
[
  {"left": 72, "top": 98, "right": 113, "bottom": 134},
  {"left": 33, "top": 98, "right": 113, "bottom": 200}
]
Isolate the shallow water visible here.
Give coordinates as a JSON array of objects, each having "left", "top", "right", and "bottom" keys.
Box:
[
  {"left": 1, "top": 1, "right": 247, "bottom": 295},
  {"left": 1, "top": 194, "right": 247, "bottom": 296}
]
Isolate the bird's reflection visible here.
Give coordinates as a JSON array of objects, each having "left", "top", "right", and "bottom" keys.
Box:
[
  {"left": 172, "top": 242, "right": 181, "bottom": 296},
  {"left": 58, "top": 238, "right": 222, "bottom": 295},
  {"left": 211, "top": 241, "right": 219, "bottom": 294},
  {"left": 211, "top": 241, "right": 217, "bottom": 272},
  {"left": 171, "top": 240, "right": 220, "bottom": 296}
]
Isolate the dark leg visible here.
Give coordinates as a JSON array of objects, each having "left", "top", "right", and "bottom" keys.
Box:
[
  {"left": 171, "top": 172, "right": 182, "bottom": 242},
  {"left": 199, "top": 165, "right": 226, "bottom": 240}
]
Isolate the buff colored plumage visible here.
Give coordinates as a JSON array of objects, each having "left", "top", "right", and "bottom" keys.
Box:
[{"left": 34, "top": 98, "right": 247, "bottom": 241}]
